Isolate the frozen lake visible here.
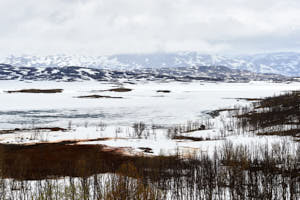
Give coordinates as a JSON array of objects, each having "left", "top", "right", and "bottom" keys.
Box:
[
  {"left": 0, "top": 80, "right": 299, "bottom": 129},
  {"left": 0, "top": 80, "right": 299, "bottom": 155}
]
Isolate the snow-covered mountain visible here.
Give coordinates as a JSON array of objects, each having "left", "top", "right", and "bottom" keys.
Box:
[
  {"left": 0, "top": 64, "right": 288, "bottom": 82},
  {"left": 1, "top": 52, "right": 300, "bottom": 76}
]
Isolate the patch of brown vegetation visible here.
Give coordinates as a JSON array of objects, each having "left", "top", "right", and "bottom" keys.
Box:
[
  {"left": 107, "top": 87, "right": 132, "bottom": 92},
  {"left": 138, "top": 147, "right": 153, "bottom": 153},
  {"left": 77, "top": 95, "right": 123, "bottom": 99},
  {"left": 92, "top": 87, "right": 132, "bottom": 92},
  {"left": 51, "top": 137, "right": 127, "bottom": 145},
  {"left": 206, "top": 108, "right": 238, "bottom": 117},
  {"left": 235, "top": 91, "right": 300, "bottom": 140},
  {"left": 0, "top": 127, "right": 67, "bottom": 135},
  {"left": 255, "top": 91, "right": 300, "bottom": 109},
  {"left": 172, "top": 135, "right": 219, "bottom": 142},
  {"left": 173, "top": 136, "right": 205, "bottom": 141},
  {"left": 0, "top": 143, "right": 130, "bottom": 180},
  {"left": 235, "top": 98, "right": 262, "bottom": 101},
  {"left": 6, "top": 89, "right": 63, "bottom": 93},
  {"left": 36, "top": 127, "right": 67, "bottom": 132},
  {"left": 257, "top": 129, "right": 300, "bottom": 137},
  {"left": 0, "top": 141, "right": 182, "bottom": 180},
  {"left": 156, "top": 90, "right": 171, "bottom": 93}
]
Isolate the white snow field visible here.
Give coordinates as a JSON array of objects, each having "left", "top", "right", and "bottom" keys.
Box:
[{"left": 0, "top": 80, "right": 299, "bottom": 155}]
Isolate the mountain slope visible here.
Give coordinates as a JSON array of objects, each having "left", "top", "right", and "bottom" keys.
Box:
[
  {"left": 1, "top": 52, "right": 300, "bottom": 76},
  {"left": 0, "top": 64, "right": 288, "bottom": 82}
]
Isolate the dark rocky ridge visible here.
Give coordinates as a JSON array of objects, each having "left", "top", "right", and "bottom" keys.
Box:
[{"left": 0, "top": 63, "right": 290, "bottom": 82}]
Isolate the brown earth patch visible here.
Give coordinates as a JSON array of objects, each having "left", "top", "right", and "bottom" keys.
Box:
[
  {"left": 0, "top": 140, "right": 182, "bottom": 180},
  {"left": 6, "top": 89, "right": 63, "bottom": 93},
  {"left": 77, "top": 95, "right": 123, "bottom": 99},
  {"left": 172, "top": 136, "right": 220, "bottom": 142},
  {"left": 0, "top": 127, "right": 67, "bottom": 135},
  {"left": 0, "top": 142, "right": 131, "bottom": 180},
  {"left": 138, "top": 147, "right": 153, "bottom": 154},
  {"left": 257, "top": 129, "right": 300, "bottom": 138},
  {"left": 157, "top": 90, "right": 171, "bottom": 93},
  {"left": 235, "top": 98, "right": 263, "bottom": 101},
  {"left": 107, "top": 87, "right": 132, "bottom": 92},
  {"left": 92, "top": 87, "right": 132, "bottom": 92}
]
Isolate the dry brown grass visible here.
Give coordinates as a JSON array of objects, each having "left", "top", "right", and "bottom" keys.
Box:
[
  {"left": 77, "top": 95, "right": 123, "bottom": 99},
  {"left": 6, "top": 89, "right": 63, "bottom": 93},
  {"left": 0, "top": 127, "right": 67, "bottom": 135},
  {"left": 156, "top": 90, "right": 171, "bottom": 93},
  {"left": 92, "top": 87, "right": 133, "bottom": 92},
  {"left": 172, "top": 135, "right": 220, "bottom": 142},
  {"left": 0, "top": 142, "right": 131, "bottom": 180},
  {"left": 0, "top": 141, "right": 182, "bottom": 180},
  {"left": 257, "top": 128, "right": 300, "bottom": 137},
  {"left": 107, "top": 87, "right": 132, "bottom": 92},
  {"left": 235, "top": 98, "right": 262, "bottom": 101},
  {"left": 138, "top": 147, "right": 153, "bottom": 153}
]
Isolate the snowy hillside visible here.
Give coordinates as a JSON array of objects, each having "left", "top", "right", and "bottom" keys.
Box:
[
  {"left": 0, "top": 64, "right": 287, "bottom": 82},
  {"left": 1, "top": 52, "right": 300, "bottom": 76}
]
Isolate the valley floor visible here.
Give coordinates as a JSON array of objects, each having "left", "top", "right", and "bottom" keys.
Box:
[{"left": 0, "top": 80, "right": 299, "bottom": 199}]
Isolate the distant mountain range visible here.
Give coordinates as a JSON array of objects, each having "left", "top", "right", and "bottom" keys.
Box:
[
  {"left": 0, "top": 64, "right": 289, "bottom": 82},
  {"left": 1, "top": 52, "right": 300, "bottom": 77}
]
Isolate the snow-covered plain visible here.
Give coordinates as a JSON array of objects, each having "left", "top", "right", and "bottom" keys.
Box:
[{"left": 0, "top": 80, "right": 299, "bottom": 155}]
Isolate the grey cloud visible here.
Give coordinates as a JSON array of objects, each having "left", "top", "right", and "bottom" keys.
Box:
[{"left": 0, "top": 0, "right": 299, "bottom": 56}]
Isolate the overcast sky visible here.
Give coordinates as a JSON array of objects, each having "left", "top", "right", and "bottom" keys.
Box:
[{"left": 0, "top": 0, "right": 300, "bottom": 56}]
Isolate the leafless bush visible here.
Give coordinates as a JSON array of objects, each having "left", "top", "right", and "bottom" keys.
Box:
[{"left": 133, "top": 122, "right": 146, "bottom": 138}]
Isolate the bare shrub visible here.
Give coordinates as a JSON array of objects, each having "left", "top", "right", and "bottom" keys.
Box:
[{"left": 133, "top": 122, "right": 146, "bottom": 138}]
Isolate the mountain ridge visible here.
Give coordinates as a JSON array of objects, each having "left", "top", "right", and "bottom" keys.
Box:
[
  {"left": 1, "top": 52, "right": 300, "bottom": 76},
  {"left": 0, "top": 63, "right": 289, "bottom": 82}
]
